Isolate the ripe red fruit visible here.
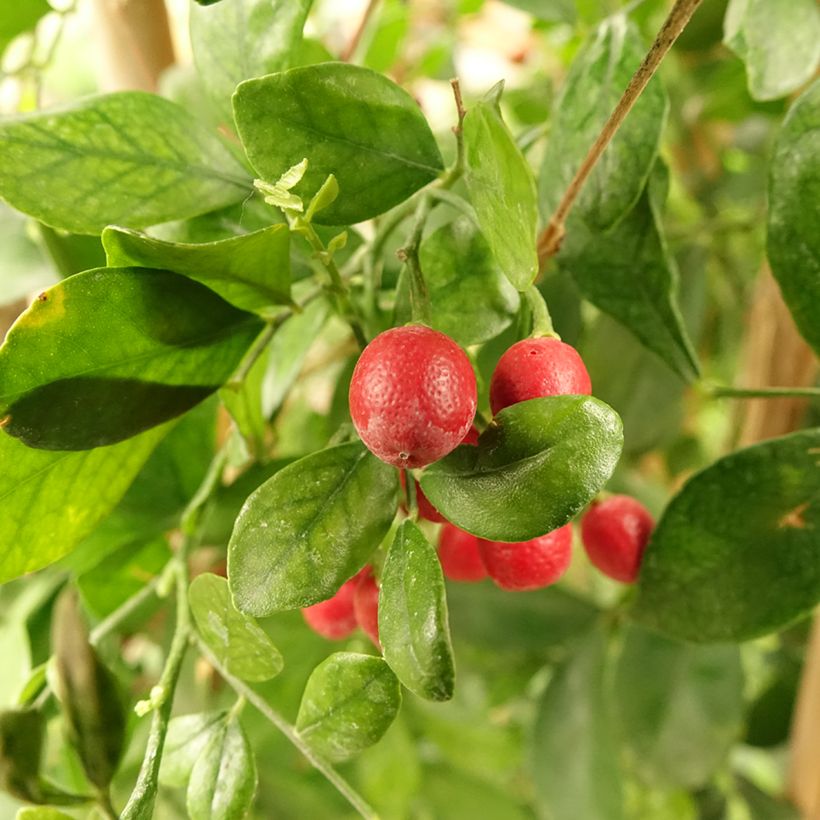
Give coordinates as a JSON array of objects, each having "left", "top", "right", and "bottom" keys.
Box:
[
  {"left": 349, "top": 325, "right": 477, "bottom": 468},
  {"left": 301, "top": 577, "right": 358, "bottom": 639},
  {"left": 438, "top": 523, "right": 487, "bottom": 582},
  {"left": 353, "top": 568, "right": 380, "bottom": 647},
  {"left": 398, "top": 425, "right": 480, "bottom": 523},
  {"left": 478, "top": 525, "right": 573, "bottom": 591},
  {"left": 581, "top": 495, "right": 654, "bottom": 583},
  {"left": 489, "top": 337, "right": 591, "bottom": 415}
]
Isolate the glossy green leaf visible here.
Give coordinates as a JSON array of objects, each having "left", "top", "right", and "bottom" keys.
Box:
[
  {"left": 632, "top": 429, "right": 820, "bottom": 641},
  {"left": 233, "top": 63, "right": 443, "bottom": 225},
  {"left": 190, "top": 0, "right": 312, "bottom": 124},
  {"left": 189, "top": 573, "right": 283, "bottom": 682},
  {"left": 380, "top": 521, "right": 455, "bottom": 701},
  {"left": 0, "top": 92, "right": 250, "bottom": 235},
  {"left": 396, "top": 217, "right": 519, "bottom": 346},
  {"left": 420, "top": 396, "right": 623, "bottom": 541},
  {"left": 102, "top": 225, "right": 291, "bottom": 317},
  {"left": 187, "top": 716, "right": 257, "bottom": 820},
  {"left": 768, "top": 78, "right": 820, "bottom": 356},
  {"left": 539, "top": 13, "right": 668, "bottom": 230},
  {"left": 229, "top": 441, "right": 399, "bottom": 615},
  {"left": 464, "top": 84, "right": 539, "bottom": 291},
  {"left": 159, "top": 711, "right": 227, "bottom": 788},
  {"left": 557, "top": 167, "right": 700, "bottom": 382},
  {"left": 0, "top": 425, "right": 167, "bottom": 583},
  {"left": 0, "top": 267, "right": 262, "bottom": 450},
  {"left": 296, "top": 652, "right": 401, "bottom": 762},
  {"left": 724, "top": 0, "right": 820, "bottom": 101},
  {"left": 614, "top": 626, "right": 744, "bottom": 788},
  {"left": 51, "top": 590, "right": 126, "bottom": 790},
  {"left": 532, "top": 630, "right": 623, "bottom": 820},
  {"left": 0, "top": 0, "right": 50, "bottom": 51}
]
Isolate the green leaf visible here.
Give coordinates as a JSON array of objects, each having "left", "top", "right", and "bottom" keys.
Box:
[
  {"left": 557, "top": 166, "right": 700, "bottom": 382},
  {"left": 233, "top": 63, "right": 444, "bottom": 225},
  {"left": 189, "top": 573, "right": 283, "bottom": 682},
  {"left": 632, "top": 429, "right": 820, "bottom": 641},
  {"left": 380, "top": 521, "right": 455, "bottom": 701},
  {"left": 159, "top": 711, "right": 227, "bottom": 789},
  {"left": 187, "top": 716, "right": 257, "bottom": 820},
  {"left": 0, "top": 708, "right": 45, "bottom": 803},
  {"left": 229, "top": 441, "right": 399, "bottom": 615},
  {"left": 0, "top": 267, "right": 263, "bottom": 450},
  {"left": 296, "top": 652, "right": 401, "bottom": 762},
  {"left": 102, "top": 225, "right": 291, "bottom": 317},
  {"left": 0, "top": 425, "right": 167, "bottom": 583},
  {"left": 724, "top": 0, "right": 820, "bottom": 101},
  {"left": 532, "top": 630, "right": 623, "bottom": 820},
  {"left": 51, "top": 590, "right": 126, "bottom": 791},
  {"left": 498, "top": 0, "right": 575, "bottom": 22},
  {"left": 0, "top": 92, "right": 250, "bottom": 235},
  {"left": 15, "top": 808, "right": 75, "bottom": 820},
  {"left": 395, "top": 217, "right": 520, "bottom": 347},
  {"left": 614, "top": 626, "right": 744, "bottom": 788},
  {"left": 420, "top": 396, "right": 623, "bottom": 541},
  {"left": 0, "top": 0, "right": 50, "bottom": 52},
  {"left": 539, "top": 13, "right": 668, "bottom": 231},
  {"left": 768, "top": 78, "right": 820, "bottom": 356},
  {"left": 0, "top": 205, "right": 57, "bottom": 307},
  {"left": 464, "top": 84, "right": 539, "bottom": 291},
  {"left": 190, "top": 0, "right": 312, "bottom": 124}
]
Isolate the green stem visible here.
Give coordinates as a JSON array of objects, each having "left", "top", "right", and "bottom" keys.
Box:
[
  {"left": 397, "top": 194, "right": 434, "bottom": 326},
  {"left": 194, "top": 637, "right": 378, "bottom": 820},
  {"left": 525, "top": 286, "right": 558, "bottom": 338},
  {"left": 89, "top": 573, "right": 166, "bottom": 647},
  {"left": 405, "top": 471, "right": 419, "bottom": 519},
  {"left": 706, "top": 384, "right": 820, "bottom": 400}
]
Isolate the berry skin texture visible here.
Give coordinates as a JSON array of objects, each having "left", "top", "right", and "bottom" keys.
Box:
[
  {"left": 478, "top": 525, "right": 573, "bottom": 591},
  {"left": 353, "top": 568, "right": 380, "bottom": 647},
  {"left": 301, "top": 577, "right": 358, "bottom": 640},
  {"left": 349, "top": 325, "right": 477, "bottom": 469},
  {"left": 581, "top": 495, "right": 654, "bottom": 583},
  {"left": 438, "top": 523, "right": 487, "bottom": 582},
  {"left": 489, "top": 337, "right": 591, "bottom": 415}
]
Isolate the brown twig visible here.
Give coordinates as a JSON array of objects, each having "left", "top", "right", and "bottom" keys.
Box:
[
  {"left": 341, "top": 0, "right": 380, "bottom": 62},
  {"left": 536, "top": 0, "right": 704, "bottom": 266}
]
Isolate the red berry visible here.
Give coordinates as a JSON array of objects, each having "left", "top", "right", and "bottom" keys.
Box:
[
  {"left": 349, "top": 325, "right": 477, "bottom": 468},
  {"left": 353, "top": 567, "right": 380, "bottom": 647},
  {"left": 478, "top": 525, "right": 573, "bottom": 591},
  {"left": 489, "top": 337, "right": 591, "bottom": 415},
  {"left": 581, "top": 495, "right": 654, "bottom": 583},
  {"left": 301, "top": 577, "right": 358, "bottom": 639},
  {"left": 398, "top": 425, "right": 480, "bottom": 523},
  {"left": 438, "top": 523, "right": 487, "bottom": 582}
]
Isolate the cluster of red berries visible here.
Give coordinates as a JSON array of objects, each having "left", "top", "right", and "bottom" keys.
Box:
[{"left": 303, "top": 325, "right": 653, "bottom": 639}]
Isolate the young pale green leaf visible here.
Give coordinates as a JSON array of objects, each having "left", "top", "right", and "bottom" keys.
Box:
[
  {"left": 190, "top": 0, "right": 312, "bottom": 124},
  {"left": 233, "top": 63, "right": 443, "bottom": 225},
  {"left": 557, "top": 167, "right": 700, "bottom": 382},
  {"left": 395, "top": 217, "right": 519, "bottom": 347},
  {"left": 420, "top": 396, "right": 623, "bottom": 542},
  {"left": 539, "top": 14, "right": 668, "bottom": 231},
  {"left": 0, "top": 92, "right": 250, "bottom": 234},
  {"left": 0, "top": 424, "right": 168, "bottom": 584},
  {"left": 379, "top": 520, "right": 455, "bottom": 702},
  {"left": 186, "top": 716, "right": 257, "bottom": 820},
  {"left": 296, "top": 653, "right": 401, "bottom": 762},
  {"left": 768, "top": 78, "right": 820, "bottom": 356},
  {"left": 229, "top": 441, "right": 399, "bottom": 615},
  {"left": 614, "top": 626, "right": 744, "bottom": 789},
  {"left": 16, "top": 808, "right": 75, "bottom": 820},
  {"left": 724, "top": 0, "right": 820, "bottom": 101},
  {"left": 159, "top": 711, "right": 227, "bottom": 788},
  {"left": 464, "top": 85, "right": 539, "bottom": 291},
  {"left": 632, "top": 429, "right": 820, "bottom": 642},
  {"left": 51, "top": 590, "right": 126, "bottom": 791},
  {"left": 189, "top": 573, "right": 283, "bottom": 682},
  {"left": 0, "top": 267, "right": 263, "bottom": 450},
  {"left": 102, "top": 225, "right": 291, "bottom": 317},
  {"left": 532, "top": 630, "right": 624, "bottom": 820}
]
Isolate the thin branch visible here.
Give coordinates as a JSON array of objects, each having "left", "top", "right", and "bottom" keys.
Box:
[
  {"left": 397, "top": 193, "right": 434, "bottom": 325},
  {"left": 341, "top": 0, "right": 380, "bottom": 61},
  {"left": 194, "top": 637, "right": 378, "bottom": 820},
  {"left": 707, "top": 385, "right": 820, "bottom": 400},
  {"left": 537, "top": 0, "right": 704, "bottom": 265},
  {"left": 89, "top": 573, "right": 165, "bottom": 646}
]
